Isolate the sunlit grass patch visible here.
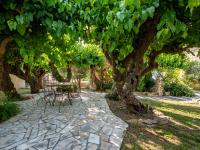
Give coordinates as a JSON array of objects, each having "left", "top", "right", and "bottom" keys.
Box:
[
  {"left": 107, "top": 98, "right": 200, "bottom": 150},
  {"left": 17, "top": 88, "right": 31, "bottom": 95}
]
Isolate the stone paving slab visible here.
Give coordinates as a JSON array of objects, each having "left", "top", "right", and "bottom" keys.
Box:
[{"left": 0, "top": 90, "right": 128, "bottom": 150}]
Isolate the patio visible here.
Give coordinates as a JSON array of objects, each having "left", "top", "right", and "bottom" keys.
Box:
[{"left": 0, "top": 90, "right": 128, "bottom": 150}]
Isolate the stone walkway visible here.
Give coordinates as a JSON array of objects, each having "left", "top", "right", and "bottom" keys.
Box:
[
  {"left": 0, "top": 91, "right": 128, "bottom": 150},
  {"left": 136, "top": 91, "right": 200, "bottom": 102}
]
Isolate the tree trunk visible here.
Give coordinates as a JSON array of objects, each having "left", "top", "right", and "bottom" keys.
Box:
[
  {"left": 6, "top": 63, "right": 45, "bottom": 94},
  {"left": 90, "top": 65, "right": 96, "bottom": 89},
  {"left": 49, "top": 62, "right": 65, "bottom": 82},
  {"left": 0, "top": 37, "right": 20, "bottom": 99},
  {"left": 38, "top": 76, "right": 43, "bottom": 89},
  {"left": 66, "top": 66, "right": 72, "bottom": 82},
  {"left": 1, "top": 68, "right": 21, "bottom": 98},
  {"left": 0, "top": 60, "right": 20, "bottom": 98},
  {"left": 114, "top": 68, "right": 152, "bottom": 114},
  {"left": 28, "top": 76, "right": 40, "bottom": 94}
]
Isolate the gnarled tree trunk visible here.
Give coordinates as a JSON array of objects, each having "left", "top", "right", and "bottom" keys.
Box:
[
  {"left": 24, "top": 67, "right": 45, "bottom": 94},
  {"left": 7, "top": 63, "right": 45, "bottom": 94},
  {"left": 0, "top": 37, "right": 20, "bottom": 98},
  {"left": 0, "top": 60, "right": 20, "bottom": 98},
  {"left": 113, "top": 66, "right": 152, "bottom": 114},
  {"left": 28, "top": 77, "right": 41, "bottom": 93}
]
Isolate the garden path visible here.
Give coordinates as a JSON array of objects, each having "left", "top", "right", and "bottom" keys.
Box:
[
  {"left": 0, "top": 90, "right": 128, "bottom": 150},
  {"left": 136, "top": 91, "right": 200, "bottom": 102}
]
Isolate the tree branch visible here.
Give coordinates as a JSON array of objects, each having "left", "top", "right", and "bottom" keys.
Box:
[
  {"left": 5, "top": 64, "right": 26, "bottom": 80},
  {"left": 0, "top": 36, "right": 13, "bottom": 58},
  {"left": 140, "top": 42, "right": 185, "bottom": 76},
  {"left": 123, "top": 11, "right": 161, "bottom": 68},
  {"left": 102, "top": 49, "right": 113, "bottom": 66}
]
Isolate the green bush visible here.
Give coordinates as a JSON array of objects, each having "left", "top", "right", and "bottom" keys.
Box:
[
  {"left": 103, "top": 82, "right": 113, "bottom": 90},
  {"left": 96, "top": 82, "right": 113, "bottom": 91},
  {"left": 105, "top": 93, "right": 120, "bottom": 101},
  {"left": 138, "top": 73, "right": 155, "bottom": 92},
  {"left": 164, "top": 83, "right": 195, "bottom": 97},
  {"left": 0, "top": 101, "right": 20, "bottom": 122}
]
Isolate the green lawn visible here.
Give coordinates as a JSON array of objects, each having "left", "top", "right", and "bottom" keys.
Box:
[
  {"left": 107, "top": 99, "right": 200, "bottom": 150},
  {"left": 17, "top": 88, "right": 30, "bottom": 95}
]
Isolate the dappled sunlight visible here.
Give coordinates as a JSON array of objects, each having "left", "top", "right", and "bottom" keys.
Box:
[
  {"left": 108, "top": 98, "right": 200, "bottom": 150},
  {"left": 88, "top": 107, "right": 105, "bottom": 115},
  {"left": 160, "top": 110, "right": 200, "bottom": 129},
  {"left": 145, "top": 128, "right": 181, "bottom": 146},
  {"left": 81, "top": 96, "right": 90, "bottom": 101},
  {"left": 144, "top": 100, "right": 200, "bottom": 129},
  {"left": 139, "top": 140, "right": 164, "bottom": 150},
  {"left": 139, "top": 127, "right": 182, "bottom": 149}
]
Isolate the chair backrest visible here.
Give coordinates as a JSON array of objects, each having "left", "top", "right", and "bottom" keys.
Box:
[{"left": 42, "top": 74, "right": 57, "bottom": 95}]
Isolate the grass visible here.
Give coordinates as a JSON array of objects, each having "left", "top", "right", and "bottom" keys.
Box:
[
  {"left": 107, "top": 99, "right": 200, "bottom": 150},
  {"left": 17, "top": 88, "right": 30, "bottom": 95}
]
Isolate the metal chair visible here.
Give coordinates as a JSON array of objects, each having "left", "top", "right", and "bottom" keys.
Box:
[
  {"left": 42, "top": 74, "right": 56, "bottom": 112},
  {"left": 42, "top": 74, "right": 73, "bottom": 112}
]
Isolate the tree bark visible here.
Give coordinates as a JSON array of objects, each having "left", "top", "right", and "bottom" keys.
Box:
[
  {"left": 90, "top": 65, "right": 96, "bottom": 89},
  {"left": 24, "top": 67, "right": 45, "bottom": 94},
  {"left": 28, "top": 77, "right": 40, "bottom": 93},
  {"left": 66, "top": 66, "right": 72, "bottom": 82},
  {"left": 6, "top": 63, "right": 45, "bottom": 94},
  {"left": 0, "top": 61, "right": 21, "bottom": 98},
  {"left": 0, "top": 37, "right": 20, "bottom": 98},
  {"left": 49, "top": 62, "right": 65, "bottom": 82},
  {"left": 113, "top": 66, "right": 152, "bottom": 114}
]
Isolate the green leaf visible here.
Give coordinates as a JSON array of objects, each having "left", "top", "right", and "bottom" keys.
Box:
[
  {"left": 168, "top": 22, "right": 176, "bottom": 33},
  {"left": 45, "top": 18, "right": 53, "bottom": 28},
  {"left": 10, "top": 2, "right": 16, "bottom": 10},
  {"left": 17, "top": 24, "right": 26, "bottom": 35},
  {"left": 116, "top": 11, "right": 125, "bottom": 22},
  {"left": 19, "top": 47, "right": 26, "bottom": 56},
  {"left": 132, "top": 26, "right": 139, "bottom": 34},
  {"left": 146, "top": 6, "right": 155, "bottom": 18},
  {"left": 7, "top": 20, "right": 17, "bottom": 31},
  {"left": 102, "top": 0, "right": 109, "bottom": 5},
  {"left": 16, "top": 15, "right": 24, "bottom": 24},
  {"left": 109, "top": 42, "right": 116, "bottom": 52},
  {"left": 46, "top": 0, "right": 57, "bottom": 7},
  {"left": 26, "top": 13, "right": 33, "bottom": 22},
  {"left": 141, "top": 10, "right": 148, "bottom": 21},
  {"left": 157, "top": 30, "right": 163, "bottom": 39},
  {"left": 188, "top": 0, "right": 200, "bottom": 13},
  {"left": 125, "top": 19, "right": 133, "bottom": 32},
  {"left": 58, "top": 4, "right": 65, "bottom": 13}
]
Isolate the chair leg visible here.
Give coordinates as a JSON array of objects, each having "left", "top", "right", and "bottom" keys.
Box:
[
  {"left": 67, "top": 92, "right": 72, "bottom": 105},
  {"left": 69, "top": 98, "right": 72, "bottom": 105},
  {"left": 59, "top": 102, "right": 62, "bottom": 113},
  {"left": 44, "top": 101, "right": 47, "bottom": 113}
]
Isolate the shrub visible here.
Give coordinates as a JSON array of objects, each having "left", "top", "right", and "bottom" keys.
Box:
[
  {"left": 105, "top": 93, "right": 120, "bottom": 101},
  {"left": 103, "top": 82, "right": 113, "bottom": 90},
  {"left": 186, "top": 61, "right": 200, "bottom": 81},
  {"left": 0, "top": 101, "right": 20, "bottom": 122},
  {"left": 164, "top": 83, "right": 195, "bottom": 97},
  {"left": 96, "top": 82, "right": 113, "bottom": 91},
  {"left": 138, "top": 73, "right": 155, "bottom": 92}
]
